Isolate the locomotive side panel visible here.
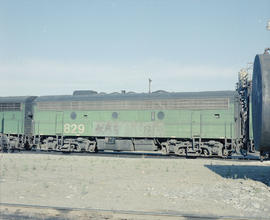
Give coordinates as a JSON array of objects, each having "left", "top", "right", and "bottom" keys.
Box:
[
  {"left": 0, "top": 96, "right": 36, "bottom": 151},
  {"left": 0, "top": 104, "right": 25, "bottom": 135},
  {"left": 33, "top": 92, "right": 236, "bottom": 140},
  {"left": 0, "top": 99, "right": 26, "bottom": 135}
]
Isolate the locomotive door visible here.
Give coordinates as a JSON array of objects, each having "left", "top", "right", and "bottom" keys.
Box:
[
  {"left": 55, "top": 112, "right": 64, "bottom": 135},
  {"left": 191, "top": 111, "right": 201, "bottom": 137}
]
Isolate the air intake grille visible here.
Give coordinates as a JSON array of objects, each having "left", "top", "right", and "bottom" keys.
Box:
[
  {"left": 0, "top": 103, "right": 21, "bottom": 111},
  {"left": 37, "top": 98, "right": 229, "bottom": 111}
]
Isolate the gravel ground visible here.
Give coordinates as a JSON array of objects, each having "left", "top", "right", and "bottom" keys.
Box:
[{"left": 0, "top": 153, "right": 270, "bottom": 219}]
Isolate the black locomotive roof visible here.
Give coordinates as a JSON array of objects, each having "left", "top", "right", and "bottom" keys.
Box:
[
  {"left": 0, "top": 96, "right": 37, "bottom": 103},
  {"left": 34, "top": 90, "right": 237, "bottom": 103}
]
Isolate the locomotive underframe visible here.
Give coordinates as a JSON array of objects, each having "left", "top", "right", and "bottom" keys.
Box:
[
  {"left": 1, "top": 133, "right": 236, "bottom": 158},
  {"left": 0, "top": 133, "right": 32, "bottom": 152}
]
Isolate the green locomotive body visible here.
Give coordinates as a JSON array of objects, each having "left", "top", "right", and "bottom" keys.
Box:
[
  {"left": 33, "top": 91, "right": 237, "bottom": 139},
  {"left": 32, "top": 90, "right": 241, "bottom": 156},
  {"left": 0, "top": 96, "right": 36, "bottom": 151},
  {"left": 0, "top": 97, "right": 36, "bottom": 135}
]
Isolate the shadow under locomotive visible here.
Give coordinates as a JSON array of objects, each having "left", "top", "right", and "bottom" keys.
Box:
[{"left": 205, "top": 164, "right": 270, "bottom": 186}]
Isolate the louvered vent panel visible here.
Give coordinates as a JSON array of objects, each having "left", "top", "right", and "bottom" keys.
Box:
[
  {"left": 0, "top": 103, "right": 21, "bottom": 111},
  {"left": 37, "top": 98, "right": 229, "bottom": 111}
]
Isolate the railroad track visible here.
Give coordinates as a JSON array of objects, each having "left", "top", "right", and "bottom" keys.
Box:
[
  {"left": 0, "top": 202, "right": 268, "bottom": 220},
  {"left": 0, "top": 149, "right": 263, "bottom": 162}
]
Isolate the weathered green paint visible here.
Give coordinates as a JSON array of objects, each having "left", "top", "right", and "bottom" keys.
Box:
[
  {"left": 55, "top": 111, "right": 64, "bottom": 135},
  {"left": 33, "top": 101, "right": 236, "bottom": 139},
  {"left": 0, "top": 104, "right": 25, "bottom": 134}
]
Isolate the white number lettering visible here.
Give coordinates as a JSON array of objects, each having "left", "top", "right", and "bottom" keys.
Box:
[
  {"left": 78, "top": 124, "right": 85, "bottom": 134},
  {"left": 64, "top": 123, "right": 70, "bottom": 133},
  {"left": 63, "top": 123, "right": 85, "bottom": 134},
  {"left": 71, "top": 124, "right": 77, "bottom": 133}
]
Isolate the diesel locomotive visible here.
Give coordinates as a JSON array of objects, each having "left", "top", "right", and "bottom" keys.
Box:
[{"left": 0, "top": 50, "right": 269, "bottom": 159}]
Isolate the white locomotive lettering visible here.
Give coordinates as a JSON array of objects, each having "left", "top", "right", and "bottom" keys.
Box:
[{"left": 63, "top": 123, "right": 85, "bottom": 134}]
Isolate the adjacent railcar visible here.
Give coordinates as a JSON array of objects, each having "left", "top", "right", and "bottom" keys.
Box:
[
  {"left": 252, "top": 50, "right": 270, "bottom": 157},
  {"left": 32, "top": 90, "right": 241, "bottom": 156},
  {"left": 0, "top": 96, "right": 36, "bottom": 151}
]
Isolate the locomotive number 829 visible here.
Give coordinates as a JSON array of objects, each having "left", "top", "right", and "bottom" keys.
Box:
[{"left": 63, "top": 123, "right": 85, "bottom": 134}]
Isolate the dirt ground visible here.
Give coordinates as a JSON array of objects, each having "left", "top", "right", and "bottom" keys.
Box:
[{"left": 0, "top": 153, "right": 270, "bottom": 219}]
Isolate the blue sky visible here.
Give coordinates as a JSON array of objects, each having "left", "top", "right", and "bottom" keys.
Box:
[{"left": 0, "top": 0, "right": 269, "bottom": 96}]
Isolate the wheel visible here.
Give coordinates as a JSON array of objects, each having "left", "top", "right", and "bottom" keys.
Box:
[
  {"left": 240, "top": 148, "right": 247, "bottom": 157},
  {"left": 202, "top": 148, "right": 210, "bottom": 157},
  {"left": 175, "top": 147, "right": 185, "bottom": 156},
  {"left": 161, "top": 144, "right": 169, "bottom": 155}
]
